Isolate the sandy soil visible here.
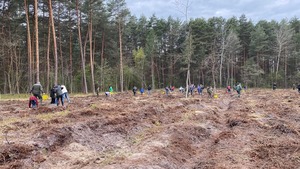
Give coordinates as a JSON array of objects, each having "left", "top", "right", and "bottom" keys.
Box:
[{"left": 0, "top": 89, "right": 300, "bottom": 169}]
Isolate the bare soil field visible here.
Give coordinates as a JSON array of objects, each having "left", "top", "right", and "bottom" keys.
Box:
[{"left": 0, "top": 89, "right": 300, "bottom": 169}]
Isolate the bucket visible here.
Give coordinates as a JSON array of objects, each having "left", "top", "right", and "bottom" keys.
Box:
[
  {"left": 42, "top": 94, "right": 49, "bottom": 100},
  {"left": 213, "top": 93, "right": 219, "bottom": 98}
]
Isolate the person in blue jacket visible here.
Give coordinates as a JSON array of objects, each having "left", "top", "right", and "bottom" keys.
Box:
[
  {"left": 197, "top": 84, "right": 203, "bottom": 95},
  {"left": 140, "top": 87, "right": 144, "bottom": 95}
]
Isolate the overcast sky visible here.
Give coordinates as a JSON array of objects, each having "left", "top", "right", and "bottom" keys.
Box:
[{"left": 126, "top": 0, "right": 300, "bottom": 22}]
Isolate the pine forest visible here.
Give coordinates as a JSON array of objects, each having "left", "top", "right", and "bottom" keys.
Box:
[{"left": 1, "top": 0, "right": 300, "bottom": 94}]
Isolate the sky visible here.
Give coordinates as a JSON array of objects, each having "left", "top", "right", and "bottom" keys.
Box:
[{"left": 126, "top": 0, "right": 300, "bottom": 22}]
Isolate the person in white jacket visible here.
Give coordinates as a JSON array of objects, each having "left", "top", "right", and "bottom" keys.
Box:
[{"left": 61, "top": 85, "right": 71, "bottom": 103}]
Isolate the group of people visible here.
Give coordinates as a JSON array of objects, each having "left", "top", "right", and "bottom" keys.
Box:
[
  {"left": 174, "top": 83, "right": 243, "bottom": 98},
  {"left": 132, "top": 85, "right": 152, "bottom": 96},
  {"left": 50, "top": 84, "right": 70, "bottom": 106},
  {"left": 29, "top": 82, "right": 70, "bottom": 109},
  {"left": 29, "top": 80, "right": 300, "bottom": 109}
]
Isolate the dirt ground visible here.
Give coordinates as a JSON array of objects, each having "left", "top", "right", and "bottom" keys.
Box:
[{"left": 0, "top": 89, "right": 300, "bottom": 169}]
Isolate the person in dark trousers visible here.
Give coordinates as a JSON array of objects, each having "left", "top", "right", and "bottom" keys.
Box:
[
  {"left": 31, "top": 82, "right": 43, "bottom": 104},
  {"left": 207, "top": 86, "right": 213, "bottom": 98},
  {"left": 140, "top": 87, "right": 144, "bottom": 95},
  {"left": 292, "top": 84, "right": 296, "bottom": 90},
  {"left": 227, "top": 85, "right": 231, "bottom": 93},
  {"left": 297, "top": 84, "right": 300, "bottom": 93},
  {"left": 272, "top": 83, "right": 277, "bottom": 90},
  {"left": 29, "top": 95, "right": 38, "bottom": 109},
  {"left": 189, "top": 84, "right": 195, "bottom": 95},
  {"left": 197, "top": 84, "right": 203, "bottom": 95},
  {"left": 61, "top": 85, "right": 70, "bottom": 103},
  {"left": 235, "top": 83, "right": 242, "bottom": 97},
  {"left": 147, "top": 85, "right": 152, "bottom": 95},
  {"left": 133, "top": 86, "right": 137, "bottom": 96},
  {"left": 55, "top": 85, "right": 64, "bottom": 106},
  {"left": 50, "top": 86, "right": 56, "bottom": 104},
  {"left": 165, "top": 86, "right": 170, "bottom": 96}
]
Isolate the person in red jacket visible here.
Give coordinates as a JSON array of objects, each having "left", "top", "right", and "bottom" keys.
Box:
[{"left": 29, "top": 95, "right": 38, "bottom": 108}]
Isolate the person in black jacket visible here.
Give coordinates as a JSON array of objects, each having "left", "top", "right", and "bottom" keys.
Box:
[
  {"left": 147, "top": 85, "right": 152, "bottom": 95},
  {"left": 50, "top": 86, "right": 56, "bottom": 104},
  {"left": 133, "top": 86, "right": 137, "bottom": 96},
  {"left": 272, "top": 83, "right": 277, "bottom": 90}
]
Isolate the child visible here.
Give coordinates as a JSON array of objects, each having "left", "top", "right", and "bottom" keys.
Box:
[
  {"left": 171, "top": 86, "right": 175, "bottom": 92},
  {"left": 109, "top": 86, "right": 113, "bottom": 93},
  {"left": 29, "top": 95, "right": 38, "bottom": 109},
  {"left": 227, "top": 85, "right": 231, "bottom": 93}
]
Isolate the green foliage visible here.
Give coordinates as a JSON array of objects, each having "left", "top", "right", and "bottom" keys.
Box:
[
  {"left": 124, "top": 66, "right": 139, "bottom": 89},
  {"left": 133, "top": 47, "right": 145, "bottom": 64},
  {"left": 241, "top": 58, "right": 264, "bottom": 87}
]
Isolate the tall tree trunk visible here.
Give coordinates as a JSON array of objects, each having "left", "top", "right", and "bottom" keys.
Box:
[
  {"left": 31, "top": 24, "right": 35, "bottom": 82},
  {"left": 68, "top": 7, "right": 73, "bottom": 93},
  {"left": 89, "top": 4, "right": 95, "bottom": 94},
  {"left": 156, "top": 58, "right": 161, "bottom": 88},
  {"left": 49, "top": 0, "right": 58, "bottom": 85},
  {"left": 151, "top": 53, "right": 155, "bottom": 90},
  {"left": 185, "top": 30, "right": 192, "bottom": 98},
  {"left": 76, "top": 0, "right": 87, "bottom": 93},
  {"left": 212, "top": 53, "right": 216, "bottom": 90},
  {"left": 46, "top": 20, "right": 51, "bottom": 92},
  {"left": 227, "top": 56, "right": 230, "bottom": 86},
  {"left": 16, "top": 46, "right": 21, "bottom": 94},
  {"left": 275, "top": 45, "right": 282, "bottom": 82},
  {"left": 24, "top": 0, "right": 32, "bottom": 90},
  {"left": 231, "top": 58, "right": 234, "bottom": 86},
  {"left": 34, "top": 0, "right": 40, "bottom": 83},
  {"left": 219, "top": 28, "right": 226, "bottom": 88},
  {"left": 58, "top": 1, "right": 64, "bottom": 83},
  {"left": 162, "top": 64, "right": 165, "bottom": 87},
  {"left": 100, "top": 32, "right": 105, "bottom": 91},
  {"left": 118, "top": 18, "right": 123, "bottom": 92},
  {"left": 284, "top": 52, "right": 287, "bottom": 88}
]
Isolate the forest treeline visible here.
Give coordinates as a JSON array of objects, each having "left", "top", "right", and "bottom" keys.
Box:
[{"left": 0, "top": 0, "right": 300, "bottom": 94}]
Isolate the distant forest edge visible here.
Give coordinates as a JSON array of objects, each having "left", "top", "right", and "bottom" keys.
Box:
[{"left": 1, "top": 0, "right": 299, "bottom": 94}]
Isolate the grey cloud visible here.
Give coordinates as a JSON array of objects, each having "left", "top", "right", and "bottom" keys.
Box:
[{"left": 126, "top": 0, "right": 300, "bottom": 21}]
